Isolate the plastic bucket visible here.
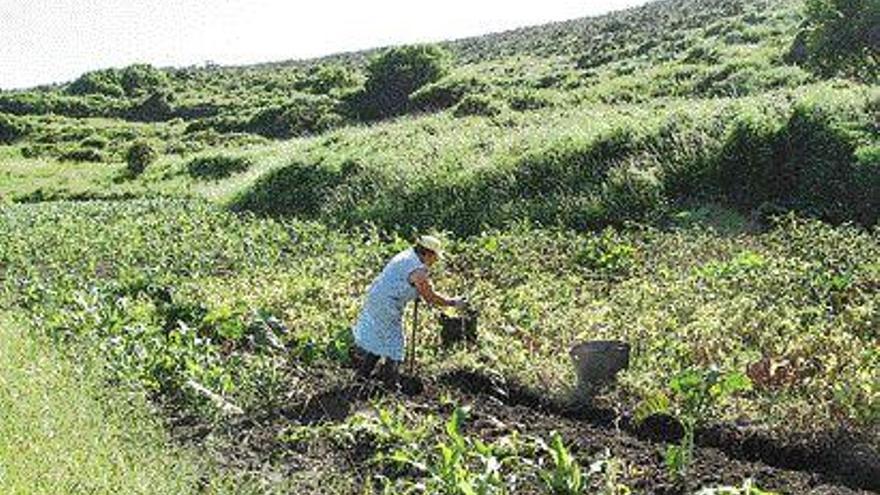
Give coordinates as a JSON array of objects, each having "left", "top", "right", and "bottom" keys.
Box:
[
  {"left": 569, "top": 340, "right": 630, "bottom": 399},
  {"left": 439, "top": 310, "right": 478, "bottom": 347}
]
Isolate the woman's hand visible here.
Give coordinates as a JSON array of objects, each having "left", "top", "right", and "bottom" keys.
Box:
[{"left": 410, "top": 268, "right": 462, "bottom": 309}]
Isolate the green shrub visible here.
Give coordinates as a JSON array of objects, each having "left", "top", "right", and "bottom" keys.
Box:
[
  {"left": 186, "top": 154, "right": 252, "bottom": 180},
  {"left": 66, "top": 69, "right": 125, "bottom": 97},
  {"left": 184, "top": 115, "right": 249, "bottom": 135},
  {"left": 797, "top": 0, "right": 879, "bottom": 81},
  {"left": 409, "top": 75, "right": 490, "bottom": 111},
  {"left": 600, "top": 164, "right": 667, "bottom": 224},
  {"left": 247, "top": 95, "right": 341, "bottom": 138},
  {"left": 60, "top": 147, "right": 105, "bottom": 163},
  {"left": 714, "top": 111, "right": 781, "bottom": 209},
  {"left": 125, "top": 140, "right": 158, "bottom": 176},
  {"left": 0, "top": 113, "right": 29, "bottom": 144},
  {"left": 80, "top": 135, "right": 109, "bottom": 149},
  {"left": 353, "top": 44, "right": 450, "bottom": 119},
  {"left": 231, "top": 160, "right": 343, "bottom": 216},
  {"left": 506, "top": 89, "right": 552, "bottom": 111},
  {"left": 452, "top": 94, "right": 503, "bottom": 117},
  {"left": 293, "top": 64, "right": 361, "bottom": 95},
  {"left": 126, "top": 91, "right": 174, "bottom": 122},
  {"left": 119, "top": 64, "right": 168, "bottom": 97}
]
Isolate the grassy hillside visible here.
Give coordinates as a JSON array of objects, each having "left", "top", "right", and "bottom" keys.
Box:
[{"left": 0, "top": 0, "right": 876, "bottom": 230}]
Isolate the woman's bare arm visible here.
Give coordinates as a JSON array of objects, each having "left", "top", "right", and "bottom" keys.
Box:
[{"left": 409, "top": 268, "right": 458, "bottom": 307}]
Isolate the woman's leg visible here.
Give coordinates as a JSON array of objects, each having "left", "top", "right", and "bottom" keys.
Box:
[
  {"left": 378, "top": 358, "right": 400, "bottom": 385},
  {"left": 354, "top": 347, "right": 380, "bottom": 379}
]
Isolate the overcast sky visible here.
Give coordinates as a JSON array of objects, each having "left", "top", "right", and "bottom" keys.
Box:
[{"left": 0, "top": 0, "right": 650, "bottom": 90}]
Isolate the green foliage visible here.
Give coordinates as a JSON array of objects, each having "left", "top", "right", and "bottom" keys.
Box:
[
  {"left": 600, "top": 164, "right": 666, "bottom": 223},
  {"left": 66, "top": 64, "right": 168, "bottom": 98},
  {"left": 797, "top": 0, "right": 879, "bottom": 81},
  {"left": 0, "top": 91, "right": 126, "bottom": 118},
  {"left": 294, "top": 64, "right": 361, "bottom": 95},
  {"left": 80, "top": 135, "right": 109, "bottom": 149},
  {"left": 422, "top": 407, "right": 506, "bottom": 495},
  {"left": 119, "top": 64, "right": 169, "bottom": 97},
  {"left": 637, "top": 367, "right": 752, "bottom": 480},
  {"left": 453, "top": 94, "right": 504, "bottom": 117},
  {"left": 354, "top": 44, "right": 451, "bottom": 119},
  {"left": 712, "top": 100, "right": 879, "bottom": 225},
  {"left": 574, "top": 229, "right": 637, "bottom": 277},
  {"left": 506, "top": 89, "right": 553, "bottom": 111},
  {"left": 60, "top": 146, "right": 105, "bottom": 163},
  {"left": 246, "top": 94, "right": 342, "bottom": 138},
  {"left": 186, "top": 154, "right": 252, "bottom": 180},
  {"left": 126, "top": 91, "right": 175, "bottom": 122},
  {"left": 126, "top": 140, "right": 158, "bottom": 176},
  {"left": 66, "top": 68, "right": 125, "bottom": 97},
  {"left": 539, "top": 432, "right": 584, "bottom": 495},
  {"left": 0, "top": 112, "right": 29, "bottom": 144},
  {"left": 0, "top": 316, "right": 210, "bottom": 495},
  {"left": 410, "top": 75, "right": 491, "bottom": 112}
]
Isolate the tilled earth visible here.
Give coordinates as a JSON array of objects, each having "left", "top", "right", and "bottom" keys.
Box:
[{"left": 166, "top": 364, "right": 879, "bottom": 494}]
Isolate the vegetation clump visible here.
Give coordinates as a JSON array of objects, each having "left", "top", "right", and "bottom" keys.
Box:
[
  {"left": 452, "top": 94, "right": 504, "bottom": 117},
  {"left": 0, "top": 113, "right": 29, "bottom": 144},
  {"left": 351, "top": 44, "right": 450, "bottom": 119},
  {"left": 186, "top": 154, "right": 252, "bottom": 180},
  {"left": 125, "top": 140, "right": 158, "bottom": 176}
]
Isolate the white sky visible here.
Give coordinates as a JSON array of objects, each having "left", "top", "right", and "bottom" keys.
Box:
[{"left": 0, "top": 0, "right": 650, "bottom": 90}]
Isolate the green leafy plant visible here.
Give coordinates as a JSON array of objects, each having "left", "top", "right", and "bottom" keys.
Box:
[
  {"left": 414, "top": 407, "right": 506, "bottom": 495},
  {"left": 538, "top": 432, "right": 583, "bottom": 495},
  {"left": 636, "top": 367, "right": 752, "bottom": 480}
]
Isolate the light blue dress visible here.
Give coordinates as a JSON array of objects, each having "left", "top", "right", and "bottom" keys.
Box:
[{"left": 353, "top": 248, "right": 425, "bottom": 362}]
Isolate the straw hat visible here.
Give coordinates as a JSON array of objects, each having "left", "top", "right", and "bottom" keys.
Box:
[{"left": 416, "top": 235, "right": 444, "bottom": 258}]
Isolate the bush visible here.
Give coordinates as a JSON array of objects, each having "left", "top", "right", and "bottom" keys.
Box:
[
  {"left": 186, "top": 154, "right": 252, "bottom": 180},
  {"left": 246, "top": 95, "right": 341, "bottom": 138},
  {"left": 409, "top": 75, "right": 490, "bottom": 112},
  {"left": 80, "top": 135, "right": 109, "bottom": 149},
  {"left": 0, "top": 113, "right": 29, "bottom": 144},
  {"left": 712, "top": 103, "right": 874, "bottom": 224},
  {"left": 60, "top": 147, "right": 105, "bottom": 163},
  {"left": 119, "top": 64, "right": 168, "bottom": 97},
  {"left": 796, "top": 0, "right": 879, "bottom": 81},
  {"left": 294, "top": 64, "right": 361, "bottom": 95},
  {"left": 66, "top": 69, "right": 125, "bottom": 97},
  {"left": 184, "top": 114, "right": 248, "bottom": 134},
  {"left": 126, "top": 140, "right": 158, "bottom": 176},
  {"left": 126, "top": 92, "right": 174, "bottom": 122},
  {"left": 506, "top": 89, "right": 552, "bottom": 111},
  {"left": 452, "top": 94, "right": 503, "bottom": 117},
  {"left": 600, "top": 164, "right": 667, "bottom": 224},
  {"left": 231, "top": 160, "right": 344, "bottom": 217},
  {"left": 353, "top": 44, "right": 450, "bottom": 119}
]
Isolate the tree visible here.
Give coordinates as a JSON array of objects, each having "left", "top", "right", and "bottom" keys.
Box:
[
  {"left": 354, "top": 44, "right": 451, "bottom": 119},
  {"left": 796, "top": 0, "right": 879, "bottom": 81}
]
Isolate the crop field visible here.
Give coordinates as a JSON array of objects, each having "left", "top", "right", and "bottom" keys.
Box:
[
  {"left": 1, "top": 0, "right": 878, "bottom": 493},
  {"left": 0, "top": 200, "right": 877, "bottom": 493}
]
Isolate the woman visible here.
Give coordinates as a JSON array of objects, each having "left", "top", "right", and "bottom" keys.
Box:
[{"left": 352, "top": 235, "right": 465, "bottom": 384}]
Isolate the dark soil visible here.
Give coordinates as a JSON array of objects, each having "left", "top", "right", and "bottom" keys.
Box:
[{"left": 165, "top": 365, "right": 879, "bottom": 494}]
